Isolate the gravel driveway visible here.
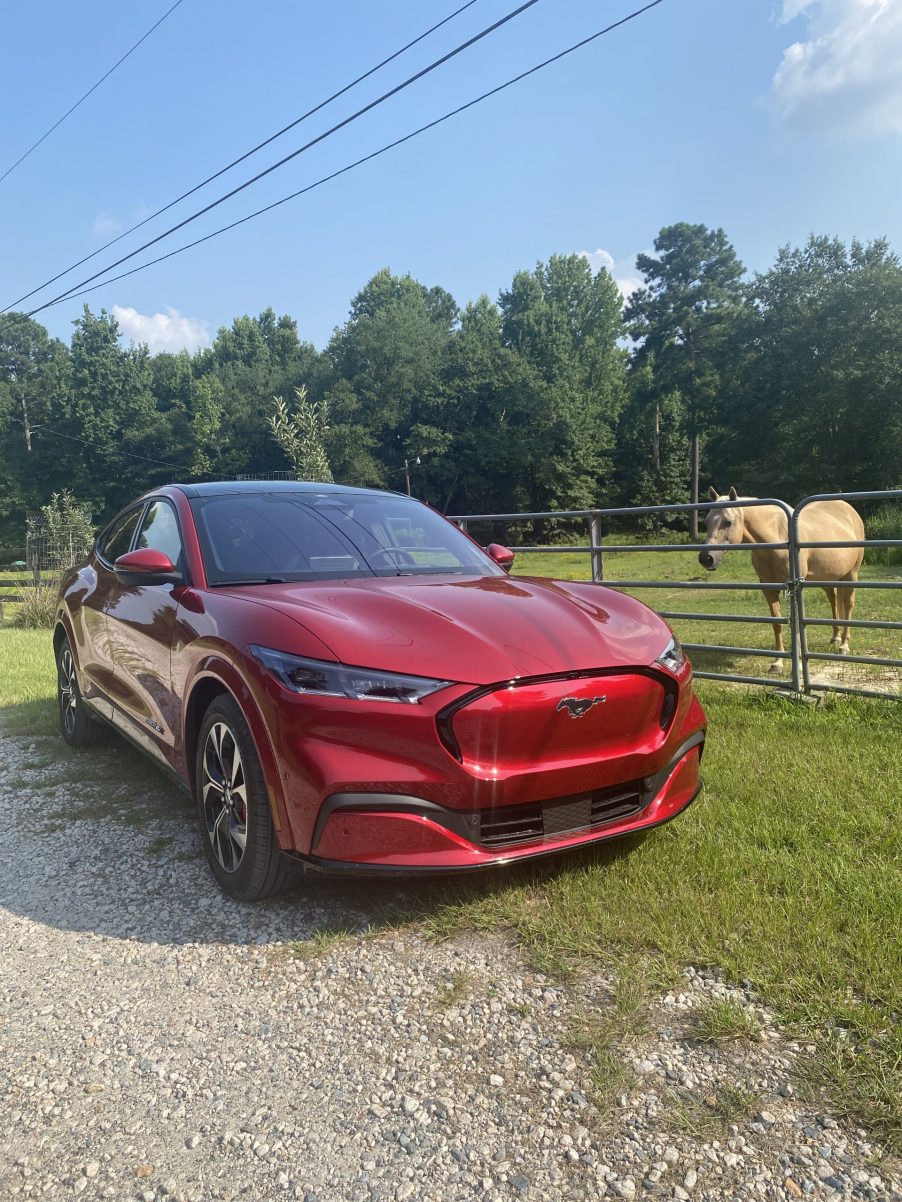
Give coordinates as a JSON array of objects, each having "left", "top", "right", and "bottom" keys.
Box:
[{"left": 1, "top": 723, "right": 898, "bottom": 1202}]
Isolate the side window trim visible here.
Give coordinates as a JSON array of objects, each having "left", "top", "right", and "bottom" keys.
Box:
[{"left": 97, "top": 503, "right": 148, "bottom": 568}]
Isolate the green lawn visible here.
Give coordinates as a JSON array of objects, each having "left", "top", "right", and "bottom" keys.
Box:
[
  {"left": 0, "top": 626, "right": 59, "bottom": 734},
  {"left": 1, "top": 624, "right": 899, "bottom": 1150}
]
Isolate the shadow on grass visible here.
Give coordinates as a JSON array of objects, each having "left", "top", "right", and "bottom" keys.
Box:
[
  {"left": 689, "top": 648, "right": 783, "bottom": 680},
  {"left": 0, "top": 696, "right": 648, "bottom": 951}
]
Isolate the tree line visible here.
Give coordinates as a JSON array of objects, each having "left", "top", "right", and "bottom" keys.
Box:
[{"left": 1, "top": 221, "right": 900, "bottom": 553}]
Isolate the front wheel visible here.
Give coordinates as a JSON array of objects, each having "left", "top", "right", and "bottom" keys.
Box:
[
  {"left": 195, "top": 695, "right": 300, "bottom": 901},
  {"left": 57, "top": 636, "right": 105, "bottom": 748}
]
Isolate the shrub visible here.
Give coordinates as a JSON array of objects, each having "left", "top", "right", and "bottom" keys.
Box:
[
  {"left": 26, "top": 490, "right": 94, "bottom": 578},
  {"left": 268, "top": 387, "right": 333, "bottom": 482},
  {"left": 12, "top": 582, "right": 60, "bottom": 629}
]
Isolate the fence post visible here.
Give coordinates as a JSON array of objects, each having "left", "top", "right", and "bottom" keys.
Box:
[
  {"left": 590, "top": 511, "right": 604, "bottom": 582},
  {"left": 787, "top": 507, "right": 805, "bottom": 694}
]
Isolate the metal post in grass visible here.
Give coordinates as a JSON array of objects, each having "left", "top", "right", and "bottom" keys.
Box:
[{"left": 589, "top": 511, "right": 604, "bottom": 582}]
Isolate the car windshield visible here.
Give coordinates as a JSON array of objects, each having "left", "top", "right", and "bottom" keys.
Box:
[{"left": 190, "top": 491, "right": 504, "bottom": 585}]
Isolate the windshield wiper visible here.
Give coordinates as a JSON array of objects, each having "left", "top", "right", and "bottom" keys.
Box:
[{"left": 209, "top": 577, "right": 289, "bottom": 587}]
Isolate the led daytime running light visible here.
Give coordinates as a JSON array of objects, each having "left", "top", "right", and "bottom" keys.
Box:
[{"left": 250, "top": 645, "right": 453, "bottom": 704}]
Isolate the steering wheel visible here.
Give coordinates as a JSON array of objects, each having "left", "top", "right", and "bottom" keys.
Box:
[{"left": 368, "top": 547, "right": 417, "bottom": 568}]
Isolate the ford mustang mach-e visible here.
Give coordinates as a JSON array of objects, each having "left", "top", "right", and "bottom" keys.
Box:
[{"left": 54, "top": 482, "right": 706, "bottom": 899}]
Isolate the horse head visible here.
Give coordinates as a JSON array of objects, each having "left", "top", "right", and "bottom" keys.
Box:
[{"left": 699, "top": 486, "right": 745, "bottom": 570}]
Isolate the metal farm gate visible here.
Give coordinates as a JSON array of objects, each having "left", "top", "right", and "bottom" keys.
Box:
[{"left": 452, "top": 489, "right": 902, "bottom": 701}]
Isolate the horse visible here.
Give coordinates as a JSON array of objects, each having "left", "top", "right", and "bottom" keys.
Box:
[{"left": 699, "top": 486, "right": 865, "bottom": 671}]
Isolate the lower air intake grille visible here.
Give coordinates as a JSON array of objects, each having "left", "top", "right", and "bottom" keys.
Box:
[
  {"left": 479, "top": 803, "right": 544, "bottom": 847},
  {"left": 479, "top": 781, "right": 646, "bottom": 848}
]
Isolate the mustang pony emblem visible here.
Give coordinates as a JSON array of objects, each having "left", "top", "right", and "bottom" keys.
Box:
[{"left": 556, "top": 695, "right": 607, "bottom": 719}]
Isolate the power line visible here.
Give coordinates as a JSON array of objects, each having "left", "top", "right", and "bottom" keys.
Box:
[
  {"left": 3, "top": 0, "right": 482, "bottom": 313},
  {"left": 0, "top": 0, "right": 186, "bottom": 187},
  {"left": 40, "top": 0, "right": 667, "bottom": 312},
  {"left": 21, "top": 0, "right": 543, "bottom": 318},
  {"left": 30, "top": 425, "right": 188, "bottom": 471}
]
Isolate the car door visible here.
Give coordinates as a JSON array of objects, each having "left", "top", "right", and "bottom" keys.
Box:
[
  {"left": 104, "top": 497, "right": 186, "bottom": 771},
  {"left": 76, "top": 502, "right": 147, "bottom": 716}
]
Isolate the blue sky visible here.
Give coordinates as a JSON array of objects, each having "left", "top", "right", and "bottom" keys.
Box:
[{"left": 2, "top": 0, "right": 901, "bottom": 353}]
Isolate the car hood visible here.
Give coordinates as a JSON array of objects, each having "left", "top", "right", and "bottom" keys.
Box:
[{"left": 227, "top": 574, "right": 671, "bottom": 686}]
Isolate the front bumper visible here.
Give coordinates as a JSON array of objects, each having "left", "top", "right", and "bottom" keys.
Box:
[{"left": 303, "top": 731, "right": 704, "bottom": 873}]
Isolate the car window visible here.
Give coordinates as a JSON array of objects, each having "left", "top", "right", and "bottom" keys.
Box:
[
  {"left": 136, "top": 500, "right": 184, "bottom": 569},
  {"left": 99, "top": 506, "right": 143, "bottom": 563}
]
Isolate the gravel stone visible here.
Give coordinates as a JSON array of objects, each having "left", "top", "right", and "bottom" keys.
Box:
[{"left": 0, "top": 724, "right": 899, "bottom": 1202}]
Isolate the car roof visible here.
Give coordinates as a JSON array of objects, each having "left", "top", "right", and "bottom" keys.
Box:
[{"left": 167, "top": 480, "right": 407, "bottom": 500}]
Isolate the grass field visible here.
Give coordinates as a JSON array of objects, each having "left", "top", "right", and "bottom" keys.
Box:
[{"left": 0, "top": 624, "right": 899, "bottom": 1150}]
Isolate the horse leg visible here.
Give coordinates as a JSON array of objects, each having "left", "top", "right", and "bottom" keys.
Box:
[
  {"left": 825, "top": 587, "right": 840, "bottom": 645},
  {"left": 763, "top": 589, "right": 785, "bottom": 672},
  {"left": 839, "top": 578, "right": 857, "bottom": 655}
]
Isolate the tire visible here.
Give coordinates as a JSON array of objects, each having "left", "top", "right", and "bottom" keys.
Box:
[
  {"left": 57, "top": 636, "right": 106, "bottom": 748},
  {"left": 195, "top": 694, "right": 300, "bottom": 901}
]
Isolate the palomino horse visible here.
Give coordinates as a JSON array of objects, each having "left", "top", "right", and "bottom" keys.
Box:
[{"left": 699, "top": 487, "right": 865, "bottom": 670}]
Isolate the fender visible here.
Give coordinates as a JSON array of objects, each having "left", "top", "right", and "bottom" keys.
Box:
[
  {"left": 54, "top": 608, "right": 75, "bottom": 660},
  {"left": 182, "top": 654, "right": 297, "bottom": 849}
]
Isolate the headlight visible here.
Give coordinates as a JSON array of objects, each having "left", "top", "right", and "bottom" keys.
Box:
[
  {"left": 249, "top": 645, "right": 453, "bottom": 705},
  {"left": 655, "top": 635, "right": 686, "bottom": 674}
]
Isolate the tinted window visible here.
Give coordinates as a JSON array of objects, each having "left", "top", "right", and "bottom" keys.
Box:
[
  {"left": 100, "top": 506, "right": 143, "bottom": 563},
  {"left": 136, "top": 501, "right": 184, "bottom": 570},
  {"left": 191, "top": 492, "right": 501, "bottom": 585}
]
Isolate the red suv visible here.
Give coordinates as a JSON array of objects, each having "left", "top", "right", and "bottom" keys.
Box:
[{"left": 55, "top": 482, "right": 705, "bottom": 899}]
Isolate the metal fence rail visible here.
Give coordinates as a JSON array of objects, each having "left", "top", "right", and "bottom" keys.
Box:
[{"left": 451, "top": 490, "right": 902, "bottom": 701}]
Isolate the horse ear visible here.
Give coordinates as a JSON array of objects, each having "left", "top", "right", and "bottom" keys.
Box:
[
  {"left": 728, "top": 486, "right": 738, "bottom": 501},
  {"left": 707, "top": 485, "right": 719, "bottom": 501}
]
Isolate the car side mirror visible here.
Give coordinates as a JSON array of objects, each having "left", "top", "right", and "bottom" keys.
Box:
[
  {"left": 486, "top": 543, "right": 515, "bottom": 571},
  {"left": 114, "top": 548, "right": 182, "bottom": 585}
]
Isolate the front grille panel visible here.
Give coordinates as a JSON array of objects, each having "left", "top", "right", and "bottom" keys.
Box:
[
  {"left": 590, "top": 788, "right": 645, "bottom": 826},
  {"left": 544, "top": 797, "right": 592, "bottom": 837},
  {"left": 479, "top": 780, "right": 646, "bottom": 848},
  {"left": 480, "top": 804, "right": 543, "bottom": 846}
]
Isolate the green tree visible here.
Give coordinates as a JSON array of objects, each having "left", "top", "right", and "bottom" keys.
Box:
[
  {"left": 47, "top": 307, "right": 156, "bottom": 515},
  {"left": 194, "top": 309, "right": 320, "bottom": 477},
  {"left": 615, "top": 360, "right": 689, "bottom": 525},
  {"left": 322, "top": 269, "right": 454, "bottom": 487},
  {"left": 27, "top": 488, "right": 95, "bottom": 572},
  {"left": 190, "top": 375, "right": 225, "bottom": 478},
  {"left": 712, "top": 235, "right": 902, "bottom": 498},
  {"left": 499, "top": 254, "right": 626, "bottom": 510},
  {"left": 441, "top": 295, "right": 551, "bottom": 512},
  {"left": 625, "top": 223, "right": 745, "bottom": 535},
  {"left": 269, "top": 387, "right": 333, "bottom": 482},
  {"left": 0, "top": 312, "right": 67, "bottom": 542}
]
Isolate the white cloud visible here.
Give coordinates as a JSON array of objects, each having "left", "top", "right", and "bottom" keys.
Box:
[
  {"left": 772, "top": 0, "right": 902, "bottom": 135},
  {"left": 113, "top": 305, "right": 210, "bottom": 354},
  {"left": 90, "top": 206, "right": 153, "bottom": 240},
  {"left": 579, "top": 248, "right": 642, "bottom": 302},
  {"left": 91, "top": 212, "right": 123, "bottom": 239}
]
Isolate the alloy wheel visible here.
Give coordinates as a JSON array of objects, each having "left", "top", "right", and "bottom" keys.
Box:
[
  {"left": 202, "top": 722, "right": 249, "bottom": 873},
  {"left": 58, "top": 647, "right": 78, "bottom": 736}
]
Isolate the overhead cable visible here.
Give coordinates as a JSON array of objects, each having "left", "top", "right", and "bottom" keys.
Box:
[
  {"left": 0, "top": 0, "right": 186, "bottom": 187},
  {"left": 30, "top": 425, "right": 188, "bottom": 470},
  {"left": 37, "top": 0, "right": 667, "bottom": 313},
  {"left": 18, "top": 0, "right": 544, "bottom": 317},
  {"left": 3, "top": 0, "right": 482, "bottom": 312}
]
